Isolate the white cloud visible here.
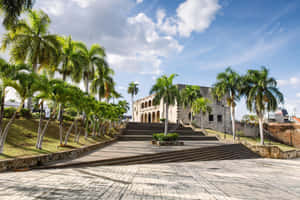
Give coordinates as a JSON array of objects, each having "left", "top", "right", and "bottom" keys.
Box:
[
  {"left": 278, "top": 77, "right": 300, "bottom": 87},
  {"left": 176, "top": 0, "right": 221, "bottom": 37},
  {"left": 71, "top": 0, "right": 97, "bottom": 8},
  {"left": 36, "top": 0, "right": 65, "bottom": 16},
  {"left": 136, "top": 0, "right": 143, "bottom": 4},
  {"left": 296, "top": 93, "right": 300, "bottom": 98}
]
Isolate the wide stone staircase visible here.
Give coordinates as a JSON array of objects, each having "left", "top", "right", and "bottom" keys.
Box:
[{"left": 119, "top": 122, "right": 218, "bottom": 141}]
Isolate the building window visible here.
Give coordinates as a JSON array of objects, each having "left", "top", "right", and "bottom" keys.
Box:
[
  {"left": 217, "top": 115, "right": 222, "bottom": 122},
  {"left": 209, "top": 115, "right": 214, "bottom": 122}
]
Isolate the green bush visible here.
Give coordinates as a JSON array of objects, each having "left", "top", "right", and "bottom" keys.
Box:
[
  {"left": 160, "top": 118, "right": 165, "bottom": 122},
  {"left": 63, "top": 114, "right": 75, "bottom": 121},
  {"left": 153, "top": 133, "right": 179, "bottom": 141},
  {"left": 4, "top": 107, "right": 16, "bottom": 118},
  {"left": 20, "top": 108, "right": 32, "bottom": 118}
]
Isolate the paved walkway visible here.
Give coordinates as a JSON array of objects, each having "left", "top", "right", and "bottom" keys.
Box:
[
  {"left": 1, "top": 158, "right": 300, "bottom": 199},
  {"left": 48, "top": 140, "right": 224, "bottom": 167}
]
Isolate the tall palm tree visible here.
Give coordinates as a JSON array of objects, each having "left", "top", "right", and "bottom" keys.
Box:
[
  {"left": 91, "top": 63, "right": 114, "bottom": 101},
  {"left": 76, "top": 43, "right": 106, "bottom": 95},
  {"left": 0, "top": 71, "right": 41, "bottom": 153},
  {"left": 127, "top": 82, "right": 139, "bottom": 121},
  {"left": 212, "top": 67, "right": 242, "bottom": 140},
  {"left": 0, "top": 61, "right": 31, "bottom": 132},
  {"left": 191, "top": 97, "right": 212, "bottom": 130},
  {"left": 242, "top": 67, "right": 284, "bottom": 145},
  {"left": 150, "top": 74, "right": 180, "bottom": 136},
  {"left": 1, "top": 10, "right": 60, "bottom": 72},
  {"left": 0, "top": 0, "right": 34, "bottom": 28},
  {"left": 181, "top": 85, "right": 202, "bottom": 124},
  {"left": 1, "top": 10, "right": 61, "bottom": 109}
]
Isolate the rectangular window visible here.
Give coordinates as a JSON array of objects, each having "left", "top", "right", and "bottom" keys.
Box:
[
  {"left": 217, "top": 115, "right": 222, "bottom": 122},
  {"left": 209, "top": 115, "right": 214, "bottom": 122}
]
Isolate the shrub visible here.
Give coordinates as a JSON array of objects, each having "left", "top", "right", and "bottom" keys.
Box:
[
  {"left": 63, "top": 114, "right": 75, "bottom": 122},
  {"left": 4, "top": 107, "right": 16, "bottom": 118},
  {"left": 153, "top": 133, "right": 179, "bottom": 141},
  {"left": 160, "top": 118, "right": 165, "bottom": 122},
  {"left": 20, "top": 108, "right": 32, "bottom": 118}
]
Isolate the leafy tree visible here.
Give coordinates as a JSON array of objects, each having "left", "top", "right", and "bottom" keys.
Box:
[
  {"left": 0, "top": 71, "right": 41, "bottom": 153},
  {"left": 1, "top": 10, "right": 61, "bottom": 109},
  {"left": 150, "top": 74, "right": 180, "bottom": 136},
  {"left": 242, "top": 67, "right": 284, "bottom": 145},
  {"left": 0, "top": 61, "right": 31, "bottom": 133},
  {"left": 127, "top": 82, "right": 139, "bottom": 121},
  {"left": 212, "top": 67, "right": 242, "bottom": 140},
  {"left": 91, "top": 63, "right": 114, "bottom": 101},
  {"left": 0, "top": 0, "right": 33, "bottom": 28},
  {"left": 191, "top": 97, "right": 212, "bottom": 130},
  {"left": 76, "top": 43, "right": 106, "bottom": 94},
  {"left": 181, "top": 85, "right": 202, "bottom": 124}
]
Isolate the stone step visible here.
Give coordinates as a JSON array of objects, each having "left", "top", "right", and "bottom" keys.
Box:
[
  {"left": 36, "top": 144, "right": 259, "bottom": 170},
  {"left": 123, "top": 130, "right": 204, "bottom": 136},
  {"left": 119, "top": 135, "right": 218, "bottom": 141}
]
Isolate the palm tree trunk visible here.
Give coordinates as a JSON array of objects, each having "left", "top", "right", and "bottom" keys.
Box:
[
  {"left": 131, "top": 94, "right": 134, "bottom": 122},
  {"left": 230, "top": 104, "right": 236, "bottom": 140},
  {"left": 84, "top": 120, "right": 89, "bottom": 140},
  {"left": 258, "top": 114, "right": 264, "bottom": 145},
  {"left": 190, "top": 109, "right": 193, "bottom": 124},
  {"left": 164, "top": 103, "right": 169, "bottom": 136},
  {"left": 92, "top": 119, "right": 96, "bottom": 137},
  {"left": 0, "top": 87, "right": 6, "bottom": 133},
  {"left": 0, "top": 100, "right": 24, "bottom": 154},
  {"left": 64, "top": 119, "right": 75, "bottom": 145},
  {"left": 59, "top": 105, "right": 64, "bottom": 145},
  {"left": 36, "top": 101, "right": 44, "bottom": 149}
]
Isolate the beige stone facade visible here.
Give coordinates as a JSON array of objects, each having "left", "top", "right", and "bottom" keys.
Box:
[{"left": 133, "top": 84, "right": 232, "bottom": 133}]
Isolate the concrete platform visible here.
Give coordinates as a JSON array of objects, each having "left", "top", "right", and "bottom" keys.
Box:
[{"left": 46, "top": 140, "right": 224, "bottom": 167}]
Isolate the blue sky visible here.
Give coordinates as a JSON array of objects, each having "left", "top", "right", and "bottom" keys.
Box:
[{"left": 1, "top": 0, "right": 300, "bottom": 118}]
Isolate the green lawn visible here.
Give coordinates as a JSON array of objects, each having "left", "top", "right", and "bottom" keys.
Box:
[
  {"left": 0, "top": 118, "right": 113, "bottom": 159},
  {"left": 205, "top": 129, "right": 297, "bottom": 152}
]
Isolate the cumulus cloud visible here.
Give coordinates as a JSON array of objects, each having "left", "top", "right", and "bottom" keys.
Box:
[
  {"left": 296, "top": 93, "right": 300, "bottom": 98},
  {"left": 32, "top": 0, "right": 183, "bottom": 76},
  {"left": 176, "top": 0, "right": 221, "bottom": 37},
  {"left": 278, "top": 77, "right": 300, "bottom": 87},
  {"left": 136, "top": 0, "right": 143, "bottom": 4}
]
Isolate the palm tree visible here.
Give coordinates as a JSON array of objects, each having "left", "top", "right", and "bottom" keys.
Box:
[
  {"left": 150, "top": 74, "right": 180, "bottom": 136},
  {"left": 181, "top": 85, "right": 202, "bottom": 124},
  {"left": 91, "top": 63, "right": 115, "bottom": 101},
  {"left": 1, "top": 10, "right": 61, "bottom": 109},
  {"left": 191, "top": 97, "right": 212, "bottom": 130},
  {"left": 0, "top": 0, "right": 33, "bottom": 28},
  {"left": 0, "top": 71, "right": 41, "bottom": 153},
  {"left": 212, "top": 67, "right": 242, "bottom": 140},
  {"left": 76, "top": 43, "right": 106, "bottom": 95},
  {"left": 127, "top": 82, "right": 139, "bottom": 121},
  {"left": 0, "top": 61, "right": 31, "bottom": 132},
  {"left": 1, "top": 10, "right": 60, "bottom": 72},
  {"left": 242, "top": 67, "right": 284, "bottom": 145}
]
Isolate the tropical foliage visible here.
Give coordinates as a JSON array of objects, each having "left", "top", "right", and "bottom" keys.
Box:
[
  {"left": 191, "top": 97, "right": 212, "bottom": 130},
  {"left": 212, "top": 67, "right": 242, "bottom": 140},
  {"left": 181, "top": 85, "right": 202, "bottom": 123},
  {"left": 128, "top": 82, "right": 139, "bottom": 121},
  {"left": 242, "top": 67, "right": 284, "bottom": 145},
  {"left": 150, "top": 74, "right": 180, "bottom": 136}
]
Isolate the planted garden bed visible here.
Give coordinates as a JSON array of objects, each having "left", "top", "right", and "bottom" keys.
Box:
[{"left": 152, "top": 133, "right": 184, "bottom": 146}]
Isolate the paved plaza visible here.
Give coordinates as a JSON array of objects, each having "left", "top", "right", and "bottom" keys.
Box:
[{"left": 1, "top": 158, "right": 300, "bottom": 199}]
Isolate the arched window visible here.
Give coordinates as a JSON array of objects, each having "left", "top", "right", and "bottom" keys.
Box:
[
  {"left": 149, "top": 100, "right": 152, "bottom": 107},
  {"left": 141, "top": 103, "right": 144, "bottom": 109},
  {"left": 157, "top": 111, "right": 160, "bottom": 122},
  {"left": 152, "top": 112, "right": 156, "bottom": 123}
]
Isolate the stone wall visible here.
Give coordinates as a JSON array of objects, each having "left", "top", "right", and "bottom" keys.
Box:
[
  {"left": 0, "top": 138, "right": 118, "bottom": 172},
  {"left": 266, "top": 123, "right": 300, "bottom": 148},
  {"left": 236, "top": 122, "right": 259, "bottom": 137}
]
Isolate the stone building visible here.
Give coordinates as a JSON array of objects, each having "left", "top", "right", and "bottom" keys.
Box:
[{"left": 133, "top": 84, "right": 232, "bottom": 133}]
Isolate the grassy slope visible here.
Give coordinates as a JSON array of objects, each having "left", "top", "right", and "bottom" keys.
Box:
[
  {"left": 0, "top": 118, "right": 113, "bottom": 159},
  {"left": 205, "top": 129, "right": 297, "bottom": 151}
]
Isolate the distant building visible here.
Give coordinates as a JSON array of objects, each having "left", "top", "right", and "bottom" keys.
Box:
[
  {"left": 133, "top": 84, "right": 232, "bottom": 133},
  {"left": 268, "top": 108, "right": 289, "bottom": 123}
]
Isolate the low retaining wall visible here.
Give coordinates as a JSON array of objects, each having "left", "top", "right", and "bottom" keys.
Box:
[
  {"left": 202, "top": 129, "right": 300, "bottom": 159},
  {"left": 0, "top": 138, "right": 118, "bottom": 172}
]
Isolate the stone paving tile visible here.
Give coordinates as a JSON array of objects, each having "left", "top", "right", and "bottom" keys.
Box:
[
  {"left": 0, "top": 158, "right": 300, "bottom": 199},
  {"left": 47, "top": 141, "right": 223, "bottom": 166}
]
